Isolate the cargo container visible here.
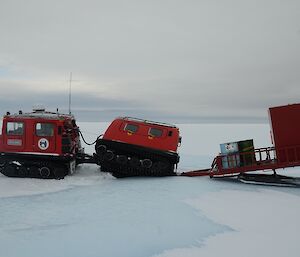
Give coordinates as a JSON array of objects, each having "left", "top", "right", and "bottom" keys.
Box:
[
  {"left": 220, "top": 139, "right": 255, "bottom": 169},
  {"left": 220, "top": 142, "right": 240, "bottom": 169},
  {"left": 238, "top": 139, "right": 255, "bottom": 166}
]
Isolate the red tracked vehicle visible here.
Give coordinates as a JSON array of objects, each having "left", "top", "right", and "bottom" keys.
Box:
[
  {"left": 94, "top": 117, "right": 181, "bottom": 177},
  {"left": 0, "top": 108, "right": 83, "bottom": 179}
]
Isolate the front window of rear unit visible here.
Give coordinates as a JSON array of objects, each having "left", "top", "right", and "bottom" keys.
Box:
[
  {"left": 6, "top": 122, "right": 24, "bottom": 135},
  {"left": 149, "top": 128, "right": 163, "bottom": 137},
  {"left": 36, "top": 123, "right": 54, "bottom": 136},
  {"left": 124, "top": 123, "right": 139, "bottom": 133}
]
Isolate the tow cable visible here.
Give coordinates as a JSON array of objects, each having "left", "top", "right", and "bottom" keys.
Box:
[{"left": 78, "top": 129, "right": 103, "bottom": 146}]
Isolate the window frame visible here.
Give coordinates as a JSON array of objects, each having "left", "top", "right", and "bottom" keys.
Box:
[
  {"left": 124, "top": 123, "right": 139, "bottom": 134},
  {"left": 35, "top": 122, "right": 55, "bottom": 137},
  {"left": 148, "top": 127, "right": 163, "bottom": 138},
  {"left": 6, "top": 122, "right": 24, "bottom": 136}
]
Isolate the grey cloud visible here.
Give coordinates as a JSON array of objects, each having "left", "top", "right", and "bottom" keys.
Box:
[
  {"left": 1, "top": 92, "right": 135, "bottom": 111},
  {"left": 0, "top": 0, "right": 300, "bottom": 123}
]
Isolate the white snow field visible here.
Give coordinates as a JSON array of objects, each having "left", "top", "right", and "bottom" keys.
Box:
[{"left": 1, "top": 122, "right": 300, "bottom": 257}]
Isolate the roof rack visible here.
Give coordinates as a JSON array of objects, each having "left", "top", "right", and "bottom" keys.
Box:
[
  {"left": 120, "top": 117, "right": 177, "bottom": 128},
  {"left": 5, "top": 110, "right": 74, "bottom": 120}
]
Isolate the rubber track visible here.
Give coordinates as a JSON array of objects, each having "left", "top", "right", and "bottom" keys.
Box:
[
  {"left": 95, "top": 139, "right": 179, "bottom": 177},
  {"left": 0, "top": 155, "right": 69, "bottom": 179}
]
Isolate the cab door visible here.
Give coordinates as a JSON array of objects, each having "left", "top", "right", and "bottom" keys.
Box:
[
  {"left": 4, "top": 121, "right": 25, "bottom": 151},
  {"left": 34, "top": 122, "right": 56, "bottom": 153}
]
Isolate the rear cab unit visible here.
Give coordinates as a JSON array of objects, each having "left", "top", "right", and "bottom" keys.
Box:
[
  {"left": 95, "top": 117, "right": 181, "bottom": 177},
  {"left": 0, "top": 108, "right": 82, "bottom": 179}
]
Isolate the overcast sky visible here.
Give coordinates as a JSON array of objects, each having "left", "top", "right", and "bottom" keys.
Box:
[{"left": 0, "top": 0, "right": 299, "bottom": 122}]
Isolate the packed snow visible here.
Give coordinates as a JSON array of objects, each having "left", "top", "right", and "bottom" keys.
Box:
[{"left": 0, "top": 122, "right": 300, "bottom": 257}]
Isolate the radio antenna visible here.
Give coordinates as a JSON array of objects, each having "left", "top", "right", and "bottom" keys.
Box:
[{"left": 68, "top": 72, "right": 72, "bottom": 115}]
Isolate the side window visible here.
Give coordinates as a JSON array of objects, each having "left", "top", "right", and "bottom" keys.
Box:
[
  {"left": 149, "top": 128, "right": 163, "bottom": 137},
  {"left": 6, "top": 122, "right": 24, "bottom": 135},
  {"left": 124, "top": 123, "right": 139, "bottom": 133},
  {"left": 0, "top": 119, "right": 2, "bottom": 135},
  {"left": 36, "top": 123, "right": 54, "bottom": 136}
]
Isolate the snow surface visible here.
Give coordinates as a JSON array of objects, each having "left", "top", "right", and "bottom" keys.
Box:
[{"left": 0, "top": 122, "right": 300, "bottom": 257}]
